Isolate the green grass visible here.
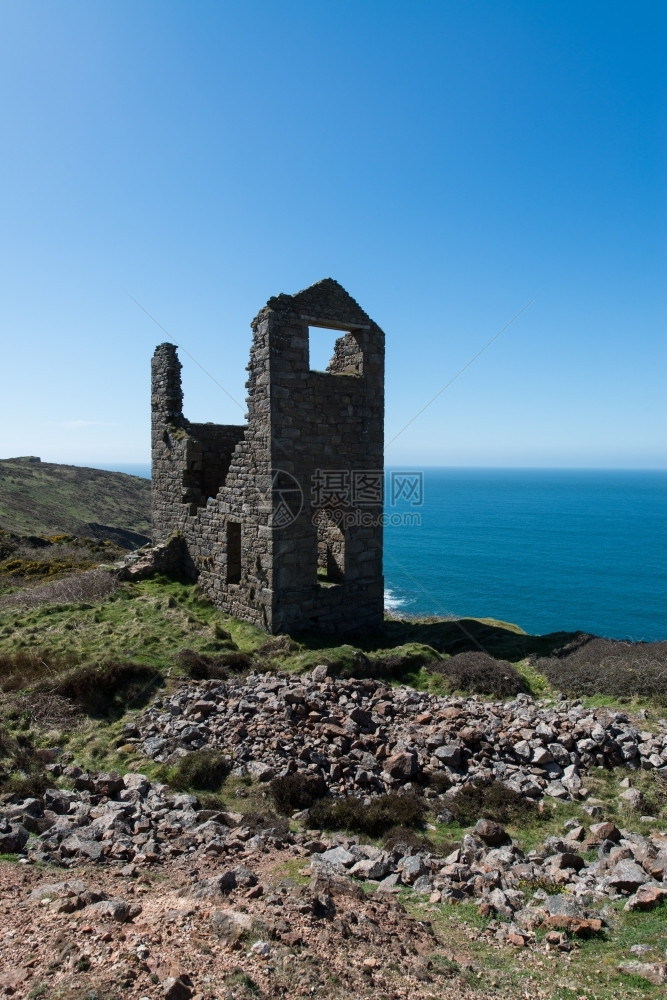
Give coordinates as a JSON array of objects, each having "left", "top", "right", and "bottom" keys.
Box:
[
  {"left": 270, "top": 856, "right": 311, "bottom": 886},
  {"left": 399, "top": 890, "right": 667, "bottom": 1000},
  {"left": 0, "top": 576, "right": 556, "bottom": 695},
  {"left": 222, "top": 969, "right": 262, "bottom": 996},
  {"left": 0, "top": 577, "right": 267, "bottom": 668},
  {"left": 0, "top": 458, "right": 150, "bottom": 541}
]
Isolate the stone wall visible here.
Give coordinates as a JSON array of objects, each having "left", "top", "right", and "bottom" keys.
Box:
[{"left": 150, "top": 278, "right": 385, "bottom": 635}]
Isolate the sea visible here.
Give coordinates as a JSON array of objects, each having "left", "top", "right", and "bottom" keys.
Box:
[{"left": 101, "top": 464, "right": 667, "bottom": 641}]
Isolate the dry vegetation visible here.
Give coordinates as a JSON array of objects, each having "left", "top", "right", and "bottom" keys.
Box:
[
  {"left": 428, "top": 649, "right": 529, "bottom": 697},
  {"left": 534, "top": 635, "right": 667, "bottom": 704}
]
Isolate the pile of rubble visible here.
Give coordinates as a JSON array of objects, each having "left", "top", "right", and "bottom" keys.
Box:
[
  {"left": 2, "top": 769, "right": 666, "bottom": 921},
  {"left": 2, "top": 668, "right": 667, "bottom": 994},
  {"left": 133, "top": 669, "right": 667, "bottom": 801}
]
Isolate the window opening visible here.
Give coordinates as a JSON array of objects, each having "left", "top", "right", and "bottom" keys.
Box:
[
  {"left": 226, "top": 521, "right": 242, "bottom": 584},
  {"left": 316, "top": 515, "right": 345, "bottom": 586},
  {"left": 309, "top": 327, "right": 344, "bottom": 373}
]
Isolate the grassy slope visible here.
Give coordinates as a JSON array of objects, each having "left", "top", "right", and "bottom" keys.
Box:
[
  {"left": 0, "top": 458, "right": 150, "bottom": 543},
  {"left": 2, "top": 574, "right": 667, "bottom": 999}
]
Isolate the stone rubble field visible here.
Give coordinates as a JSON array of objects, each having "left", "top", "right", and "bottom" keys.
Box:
[{"left": 2, "top": 667, "right": 667, "bottom": 998}]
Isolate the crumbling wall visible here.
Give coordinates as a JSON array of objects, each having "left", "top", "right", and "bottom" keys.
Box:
[
  {"left": 151, "top": 345, "right": 245, "bottom": 545},
  {"left": 150, "top": 278, "right": 384, "bottom": 635}
]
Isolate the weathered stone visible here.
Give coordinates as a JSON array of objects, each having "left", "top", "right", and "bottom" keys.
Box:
[
  {"left": 624, "top": 885, "right": 667, "bottom": 911},
  {"left": 86, "top": 898, "right": 138, "bottom": 922},
  {"left": 544, "top": 852, "right": 585, "bottom": 872},
  {"left": 162, "top": 975, "right": 194, "bottom": 1000},
  {"left": 588, "top": 821, "right": 621, "bottom": 844},
  {"left": 92, "top": 771, "right": 125, "bottom": 796},
  {"left": 617, "top": 961, "right": 667, "bottom": 985},
  {"left": 149, "top": 280, "right": 385, "bottom": 636},
  {"left": 433, "top": 743, "right": 463, "bottom": 767},
  {"left": 399, "top": 855, "right": 426, "bottom": 884},
  {"left": 376, "top": 872, "right": 401, "bottom": 893},
  {"left": 245, "top": 761, "right": 275, "bottom": 782},
  {"left": 0, "top": 822, "right": 28, "bottom": 853},
  {"left": 605, "top": 859, "right": 649, "bottom": 892},
  {"left": 543, "top": 895, "right": 585, "bottom": 918},
  {"left": 319, "top": 846, "right": 356, "bottom": 870},
  {"left": 473, "top": 819, "right": 507, "bottom": 846},
  {"left": 188, "top": 872, "right": 238, "bottom": 898},
  {"left": 619, "top": 787, "right": 643, "bottom": 809},
  {"left": 60, "top": 834, "right": 105, "bottom": 861},
  {"left": 44, "top": 788, "right": 77, "bottom": 814},
  {"left": 309, "top": 871, "right": 364, "bottom": 899},
  {"left": 210, "top": 908, "right": 256, "bottom": 943},
  {"left": 384, "top": 752, "right": 418, "bottom": 779},
  {"left": 349, "top": 857, "right": 390, "bottom": 880}
]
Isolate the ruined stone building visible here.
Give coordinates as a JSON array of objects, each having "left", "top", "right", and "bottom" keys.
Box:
[{"left": 151, "top": 279, "right": 385, "bottom": 634}]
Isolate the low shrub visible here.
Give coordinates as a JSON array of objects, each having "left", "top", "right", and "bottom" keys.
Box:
[
  {"left": 167, "top": 748, "right": 232, "bottom": 792},
  {"left": 51, "top": 660, "right": 162, "bottom": 716},
  {"left": 255, "top": 635, "right": 299, "bottom": 661},
  {"left": 242, "top": 811, "right": 290, "bottom": 836},
  {"left": 0, "top": 648, "right": 82, "bottom": 692},
  {"left": 0, "top": 568, "right": 119, "bottom": 609},
  {"left": 0, "top": 726, "right": 49, "bottom": 797},
  {"left": 367, "top": 643, "right": 442, "bottom": 679},
  {"left": 269, "top": 772, "right": 327, "bottom": 814},
  {"left": 308, "top": 791, "right": 426, "bottom": 837},
  {"left": 423, "top": 771, "right": 453, "bottom": 794},
  {"left": 450, "top": 780, "right": 536, "bottom": 825},
  {"left": 429, "top": 651, "right": 528, "bottom": 698},
  {"left": 0, "top": 532, "right": 19, "bottom": 561},
  {"left": 535, "top": 636, "right": 667, "bottom": 702},
  {"left": 381, "top": 824, "right": 438, "bottom": 854},
  {"left": 176, "top": 648, "right": 251, "bottom": 680},
  {"left": 0, "top": 557, "right": 97, "bottom": 579}
]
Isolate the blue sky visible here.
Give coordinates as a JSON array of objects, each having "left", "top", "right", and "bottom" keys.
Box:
[{"left": 1, "top": 0, "right": 665, "bottom": 468}]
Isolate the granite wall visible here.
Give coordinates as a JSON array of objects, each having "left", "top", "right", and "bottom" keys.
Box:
[{"left": 150, "top": 278, "right": 385, "bottom": 635}]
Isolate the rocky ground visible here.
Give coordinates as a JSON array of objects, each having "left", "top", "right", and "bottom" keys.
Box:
[
  {"left": 133, "top": 668, "right": 667, "bottom": 798},
  {"left": 2, "top": 667, "right": 667, "bottom": 998}
]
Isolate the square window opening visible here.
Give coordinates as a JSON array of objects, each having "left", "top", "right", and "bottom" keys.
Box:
[
  {"left": 309, "top": 327, "right": 343, "bottom": 373},
  {"left": 308, "top": 326, "right": 362, "bottom": 375}
]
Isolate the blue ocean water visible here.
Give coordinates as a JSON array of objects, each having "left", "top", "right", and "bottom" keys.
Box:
[
  {"left": 103, "top": 463, "right": 667, "bottom": 640},
  {"left": 385, "top": 468, "right": 667, "bottom": 641},
  {"left": 94, "top": 463, "right": 152, "bottom": 479}
]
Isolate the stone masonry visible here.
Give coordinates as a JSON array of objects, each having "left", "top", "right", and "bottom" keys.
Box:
[{"left": 151, "top": 278, "right": 385, "bottom": 634}]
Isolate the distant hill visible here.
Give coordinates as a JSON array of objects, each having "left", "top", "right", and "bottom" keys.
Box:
[{"left": 0, "top": 457, "right": 151, "bottom": 548}]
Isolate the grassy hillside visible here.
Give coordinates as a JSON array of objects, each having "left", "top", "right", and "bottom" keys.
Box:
[
  {"left": 1, "top": 562, "right": 666, "bottom": 998},
  {"left": 0, "top": 456, "right": 151, "bottom": 546}
]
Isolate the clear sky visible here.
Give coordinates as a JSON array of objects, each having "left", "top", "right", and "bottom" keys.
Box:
[{"left": 1, "top": 0, "right": 665, "bottom": 469}]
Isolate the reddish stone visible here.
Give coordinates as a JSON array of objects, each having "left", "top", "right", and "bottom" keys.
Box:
[
  {"left": 542, "top": 915, "right": 603, "bottom": 937},
  {"left": 624, "top": 885, "right": 667, "bottom": 912},
  {"left": 383, "top": 751, "right": 418, "bottom": 779},
  {"left": 587, "top": 821, "right": 621, "bottom": 844},
  {"left": 460, "top": 726, "right": 484, "bottom": 745}
]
